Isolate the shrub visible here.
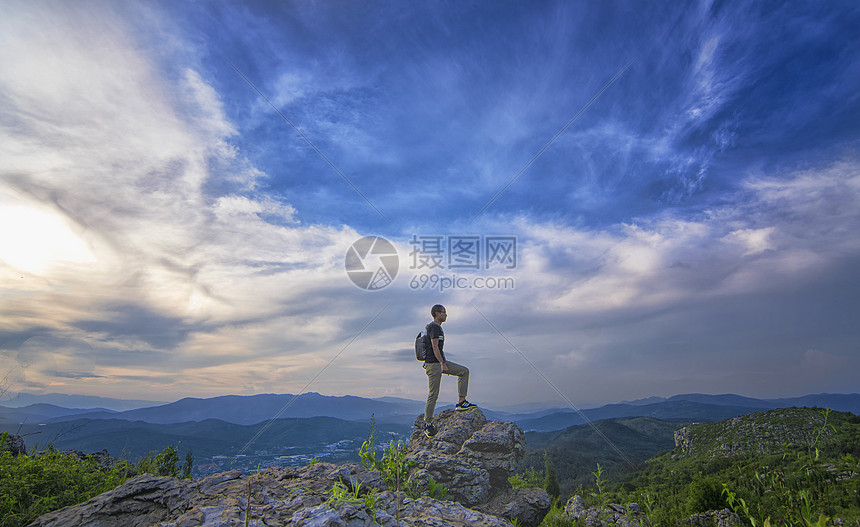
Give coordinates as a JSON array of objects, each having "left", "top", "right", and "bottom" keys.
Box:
[
  {"left": 686, "top": 475, "right": 726, "bottom": 514},
  {"left": 0, "top": 448, "right": 128, "bottom": 527}
]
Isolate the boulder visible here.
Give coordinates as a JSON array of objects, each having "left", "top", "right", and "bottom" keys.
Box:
[
  {"left": 406, "top": 408, "right": 549, "bottom": 527},
  {"left": 683, "top": 508, "right": 742, "bottom": 527},
  {"left": 564, "top": 495, "right": 647, "bottom": 527}
]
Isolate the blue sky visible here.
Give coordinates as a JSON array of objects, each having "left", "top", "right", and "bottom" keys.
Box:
[{"left": 1, "top": 0, "right": 859, "bottom": 408}]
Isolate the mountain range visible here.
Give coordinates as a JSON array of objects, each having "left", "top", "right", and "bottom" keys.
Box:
[
  {"left": 2, "top": 391, "right": 857, "bottom": 477},
  {"left": 3, "top": 392, "right": 859, "bottom": 431}
]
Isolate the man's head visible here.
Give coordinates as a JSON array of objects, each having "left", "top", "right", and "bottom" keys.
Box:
[{"left": 431, "top": 304, "right": 447, "bottom": 323}]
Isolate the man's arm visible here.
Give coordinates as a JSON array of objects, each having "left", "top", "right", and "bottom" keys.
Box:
[{"left": 431, "top": 338, "right": 448, "bottom": 373}]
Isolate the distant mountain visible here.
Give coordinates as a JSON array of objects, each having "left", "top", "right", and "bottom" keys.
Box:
[
  {"left": 514, "top": 400, "right": 772, "bottom": 432},
  {"left": 46, "top": 392, "right": 422, "bottom": 426},
  {"left": 618, "top": 396, "right": 667, "bottom": 406},
  {"left": 666, "top": 393, "right": 781, "bottom": 408},
  {"left": 6, "top": 391, "right": 858, "bottom": 433},
  {"left": 514, "top": 393, "right": 860, "bottom": 432},
  {"left": 0, "top": 403, "right": 115, "bottom": 425},
  {"left": 766, "top": 393, "right": 860, "bottom": 413},
  {"left": 2, "top": 392, "right": 164, "bottom": 411}
]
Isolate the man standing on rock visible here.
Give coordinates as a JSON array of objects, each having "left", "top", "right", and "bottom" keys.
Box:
[{"left": 423, "top": 304, "right": 477, "bottom": 437}]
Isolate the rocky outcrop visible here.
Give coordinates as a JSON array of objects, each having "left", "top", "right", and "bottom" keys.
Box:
[
  {"left": 682, "top": 508, "right": 742, "bottom": 527},
  {"left": 563, "top": 495, "right": 743, "bottom": 527},
  {"left": 58, "top": 448, "right": 127, "bottom": 472},
  {"left": 27, "top": 410, "right": 548, "bottom": 526},
  {"left": 28, "top": 462, "right": 514, "bottom": 526},
  {"left": 673, "top": 408, "right": 837, "bottom": 458},
  {"left": 1, "top": 433, "right": 26, "bottom": 456},
  {"left": 406, "top": 408, "right": 550, "bottom": 527},
  {"left": 564, "top": 495, "right": 647, "bottom": 527}
]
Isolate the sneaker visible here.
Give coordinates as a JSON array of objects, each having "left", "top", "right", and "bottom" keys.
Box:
[
  {"left": 424, "top": 423, "right": 437, "bottom": 437},
  {"left": 455, "top": 400, "right": 477, "bottom": 411}
]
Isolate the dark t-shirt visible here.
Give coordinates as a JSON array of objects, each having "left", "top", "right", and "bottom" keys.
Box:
[{"left": 424, "top": 322, "right": 445, "bottom": 363}]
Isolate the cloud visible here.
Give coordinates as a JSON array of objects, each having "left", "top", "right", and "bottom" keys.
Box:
[
  {"left": 1, "top": 1, "right": 858, "bottom": 405},
  {"left": 0, "top": 2, "right": 364, "bottom": 396}
]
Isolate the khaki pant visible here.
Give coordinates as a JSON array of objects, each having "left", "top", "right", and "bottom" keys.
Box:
[{"left": 424, "top": 361, "right": 469, "bottom": 424}]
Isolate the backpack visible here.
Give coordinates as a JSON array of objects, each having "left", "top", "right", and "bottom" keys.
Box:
[{"left": 415, "top": 324, "right": 431, "bottom": 361}]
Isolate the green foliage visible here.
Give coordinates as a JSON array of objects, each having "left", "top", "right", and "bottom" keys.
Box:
[
  {"left": 358, "top": 414, "right": 378, "bottom": 471},
  {"left": 325, "top": 480, "right": 363, "bottom": 506},
  {"left": 544, "top": 451, "right": 561, "bottom": 499},
  {"left": 135, "top": 445, "right": 182, "bottom": 478},
  {"left": 602, "top": 408, "right": 860, "bottom": 527},
  {"left": 0, "top": 447, "right": 129, "bottom": 527},
  {"left": 0, "top": 438, "right": 200, "bottom": 527},
  {"left": 324, "top": 479, "right": 380, "bottom": 525},
  {"left": 358, "top": 416, "right": 450, "bottom": 503},
  {"left": 380, "top": 439, "right": 412, "bottom": 492},
  {"left": 510, "top": 466, "right": 544, "bottom": 489},
  {"left": 537, "top": 503, "right": 576, "bottom": 527},
  {"left": 425, "top": 475, "right": 450, "bottom": 501},
  {"left": 685, "top": 475, "right": 726, "bottom": 514},
  {"left": 358, "top": 415, "right": 420, "bottom": 496},
  {"left": 182, "top": 449, "right": 194, "bottom": 480},
  {"left": 590, "top": 463, "right": 606, "bottom": 508},
  {"left": 716, "top": 408, "right": 858, "bottom": 527},
  {"left": 519, "top": 417, "right": 678, "bottom": 496}
]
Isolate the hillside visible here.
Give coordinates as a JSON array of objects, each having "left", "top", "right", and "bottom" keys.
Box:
[
  {"left": 517, "top": 417, "right": 684, "bottom": 495},
  {"left": 674, "top": 407, "right": 842, "bottom": 458},
  {"left": 513, "top": 393, "right": 860, "bottom": 432},
  {"left": 603, "top": 408, "right": 860, "bottom": 525}
]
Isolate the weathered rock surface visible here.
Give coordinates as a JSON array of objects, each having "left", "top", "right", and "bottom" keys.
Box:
[
  {"left": 564, "top": 495, "right": 647, "bottom": 527},
  {"left": 673, "top": 408, "right": 837, "bottom": 458},
  {"left": 564, "top": 495, "right": 742, "bottom": 527},
  {"left": 1, "top": 433, "right": 26, "bottom": 456},
  {"left": 682, "top": 508, "right": 742, "bottom": 527},
  {"left": 28, "top": 462, "right": 514, "bottom": 527},
  {"left": 27, "top": 410, "right": 548, "bottom": 526},
  {"left": 406, "top": 408, "right": 550, "bottom": 527},
  {"left": 58, "top": 448, "right": 128, "bottom": 472}
]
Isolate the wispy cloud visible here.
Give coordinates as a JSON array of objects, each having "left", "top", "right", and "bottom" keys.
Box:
[{"left": 1, "top": 1, "right": 858, "bottom": 405}]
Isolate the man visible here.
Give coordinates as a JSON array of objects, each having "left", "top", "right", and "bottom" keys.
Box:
[{"left": 423, "top": 304, "right": 476, "bottom": 437}]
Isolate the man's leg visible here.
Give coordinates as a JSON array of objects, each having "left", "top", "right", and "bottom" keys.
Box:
[
  {"left": 443, "top": 361, "right": 470, "bottom": 400},
  {"left": 424, "top": 362, "right": 442, "bottom": 424}
]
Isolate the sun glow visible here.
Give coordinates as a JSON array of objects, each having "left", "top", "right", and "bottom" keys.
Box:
[{"left": 0, "top": 200, "right": 95, "bottom": 274}]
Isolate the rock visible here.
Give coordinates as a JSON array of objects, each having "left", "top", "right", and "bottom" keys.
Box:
[
  {"left": 27, "top": 410, "right": 549, "bottom": 527},
  {"left": 564, "top": 495, "right": 648, "bottom": 527},
  {"left": 406, "top": 408, "right": 549, "bottom": 527},
  {"left": 674, "top": 427, "right": 692, "bottom": 454},
  {"left": 58, "top": 448, "right": 128, "bottom": 472},
  {"left": 27, "top": 462, "right": 514, "bottom": 527},
  {"left": 475, "top": 488, "right": 552, "bottom": 527},
  {"left": 28, "top": 473, "right": 196, "bottom": 527},
  {"left": 683, "top": 508, "right": 742, "bottom": 527},
  {"left": 1, "top": 433, "right": 26, "bottom": 456}
]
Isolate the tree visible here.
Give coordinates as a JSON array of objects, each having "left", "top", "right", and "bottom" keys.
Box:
[
  {"left": 543, "top": 450, "right": 560, "bottom": 499},
  {"left": 182, "top": 449, "right": 194, "bottom": 479}
]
